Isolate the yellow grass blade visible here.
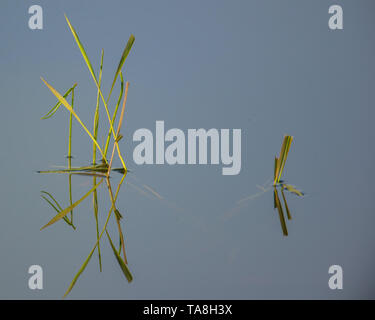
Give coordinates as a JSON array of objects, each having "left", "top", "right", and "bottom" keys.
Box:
[
  {"left": 107, "top": 82, "right": 129, "bottom": 175},
  {"left": 280, "top": 187, "right": 292, "bottom": 220},
  {"left": 277, "top": 136, "right": 293, "bottom": 183},
  {"left": 283, "top": 184, "right": 304, "bottom": 197},
  {"left": 65, "top": 15, "right": 117, "bottom": 147},
  {"left": 41, "top": 83, "right": 77, "bottom": 120},
  {"left": 64, "top": 14, "right": 97, "bottom": 84},
  {"left": 274, "top": 157, "right": 278, "bottom": 182},
  {"left": 274, "top": 188, "right": 288, "bottom": 236},
  {"left": 274, "top": 135, "right": 293, "bottom": 185},
  {"left": 93, "top": 49, "right": 104, "bottom": 164},
  {"left": 40, "top": 77, "right": 107, "bottom": 163}
]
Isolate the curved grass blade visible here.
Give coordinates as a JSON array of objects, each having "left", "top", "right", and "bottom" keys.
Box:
[
  {"left": 41, "top": 191, "right": 63, "bottom": 211},
  {"left": 107, "top": 35, "right": 135, "bottom": 102},
  {"left": 40, "top": 179, "right": 103, "bottom": 230},
  {"left": 106, "top": 230, "right": 133, "bottom": 282},
  {"left": 41, "top": 83, "right": 77, "bottom": 120},
  {"left": 93, "top": 49, "right": 104, "bottom": 163},
  {"left": 40, "top": 77, "right": 107, "bottom": 163}
]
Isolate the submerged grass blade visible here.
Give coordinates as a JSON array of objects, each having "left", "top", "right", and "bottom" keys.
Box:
[
  {"left": 40, "top": 179, "right": 103, "bottom": 230},
  {"left": 41, "top": 83, "right": 77, "bottom": 120},
  {"left": 41, "top": 77, "right": 107, "bottom": 163},
  {"left": 106, "top": 230, "right": 133, "bottom": 282}
]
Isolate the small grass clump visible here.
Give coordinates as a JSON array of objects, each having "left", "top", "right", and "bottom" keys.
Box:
[
  {"left": 38, "top": 15, "right": 135, "bottom": 298},
  {"left": 273, "top": 135, "right": 304, "bottom": 236}
]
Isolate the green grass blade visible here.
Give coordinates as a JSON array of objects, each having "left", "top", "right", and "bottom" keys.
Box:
[
  {"left": 106, "top": 230, "right": 133, "bottom": 282},
  {"left": 277, "top": 136, "right": 293, "bottom": 183},
  {"left": 106, "top": 82, "right": 129, "bottom": 175},
  {"left": 107, "top": 35, "right": 135, "bottom": 102},
  {"left": 274, "top": 137, "right": 287, "bottom": 184},
  {"left": 41, "top": 83, "right": 77, "bottom": 120},
  {"left": 40, "top": 191, "right": 63, "bottom": 211},
  {"left": 93, "top": 177, "right": 102, "bottom": 272},
  {"left": 68, "top": 88, "right": 74, "bottom": 159},
  {"left": 93, "top": 49, "right": 104, "bottom": 164},
  {"left": 68, "top": 171, "right": 74, "bottom": 224},
  {"left": 41, "top": 195, "right": 61, "bottom": 213},
  {"left": 40, "top": 179, "right": 103, "bottom": 230},
  {"left": 280, "top": 187, "right": 292, "bottom": 220},
  {"left": 283, "top": 184, "right": 304, "bottom": 197},
  {"left": 41, "top": 77, "right": 107, "bottom": 163},
  {"left": 274, "top": 188, "right": 288, "bottom": 236},
  {"left": 104, "top": 72, "right": 124, "bottom": 157},
  {"left": 274, "top": 135, "right": 293, "bottom": 185},
  {"left": 64, "top": 15, "right": 117, "bottom": 146},
  {"left": 64, "top": 15, "right": 97, "bottom": 84},
  {"left": 274, "top": 157, "right": 278, "bottom": 182}
]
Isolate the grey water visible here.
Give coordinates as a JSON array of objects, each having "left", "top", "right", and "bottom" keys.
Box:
[{"left": 0, "top": 0, "right": 375, "bottom": 299}]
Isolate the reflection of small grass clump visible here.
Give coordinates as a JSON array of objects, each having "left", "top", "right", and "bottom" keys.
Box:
[{"left": 38, "top": 15, "right": 135, "bottom": 298}]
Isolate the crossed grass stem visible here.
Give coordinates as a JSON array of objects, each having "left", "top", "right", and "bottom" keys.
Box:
[{"left": 38, "top": 14, "right": 135, "bottom": 298}]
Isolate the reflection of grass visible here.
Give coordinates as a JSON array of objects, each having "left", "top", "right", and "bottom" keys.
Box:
[{"left": 38, "top": 15, "right": 134, "bottom": 298}]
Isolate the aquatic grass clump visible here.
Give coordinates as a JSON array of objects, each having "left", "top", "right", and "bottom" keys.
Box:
[
  {"left": 272, "top": 135, "right": 304, "bottom": 236},
  {"left": 38, "top": 15, "right": 135, "bottom": 297}
]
